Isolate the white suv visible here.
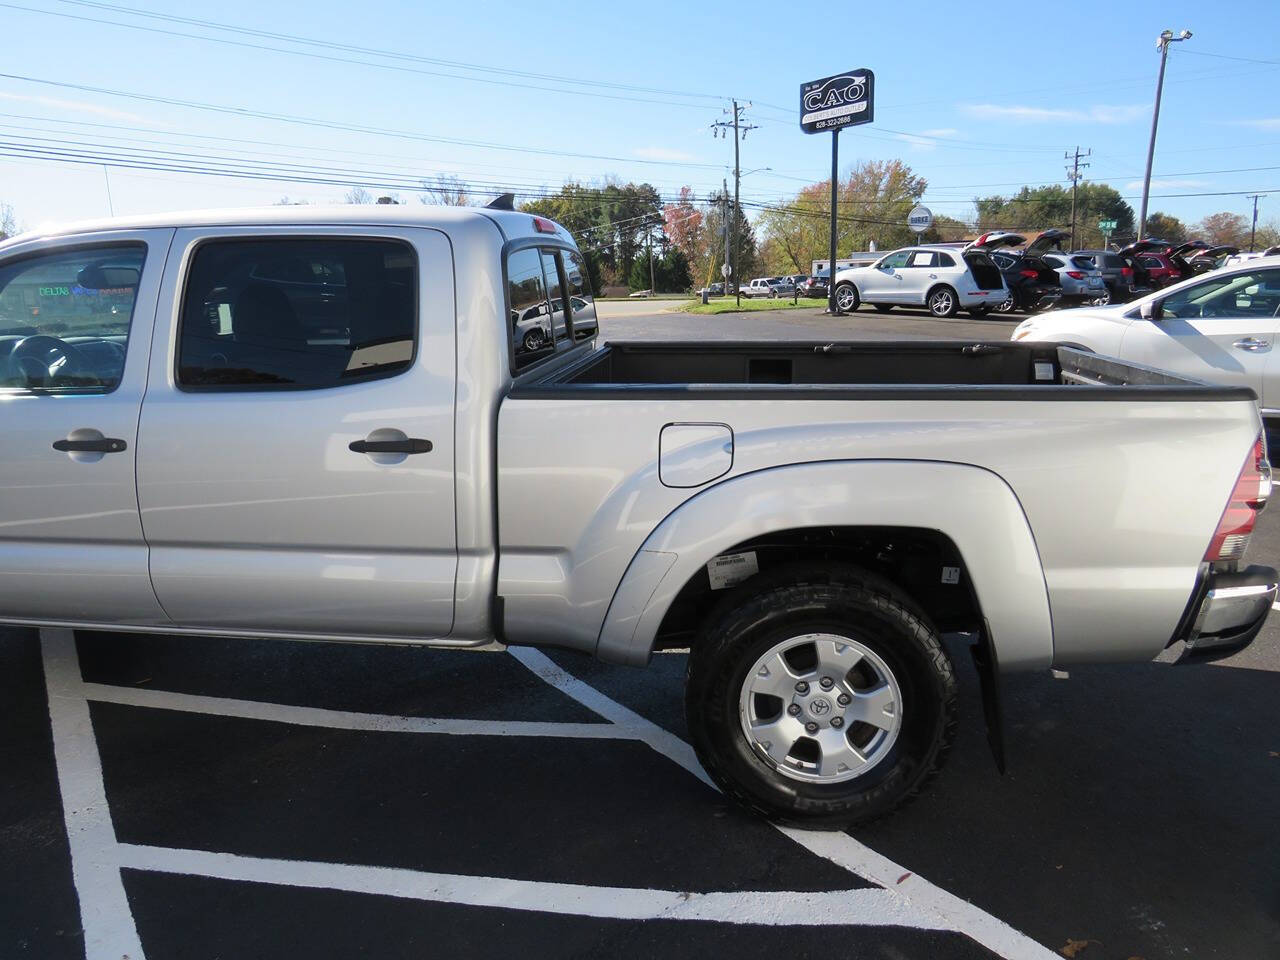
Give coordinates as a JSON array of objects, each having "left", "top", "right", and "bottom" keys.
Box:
[{"left": 832, "top": 245, "right": 1008, "bottom": 317}]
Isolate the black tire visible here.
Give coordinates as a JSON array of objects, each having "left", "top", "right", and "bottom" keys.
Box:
[
  {"left": 996, "top": 294, "right": 1017, "bottom": 313},
  {"left": 873, "top": 304, "right": 893, "bottom": 313},
  {"left": 833, "top": 282, "right": 859, "bottom": 313},
  {"left": 927, "top": 285, "right": 959, "bottom": 318},
  {"left": 686, "top": 563, "right": 957, "bottom": 829}
]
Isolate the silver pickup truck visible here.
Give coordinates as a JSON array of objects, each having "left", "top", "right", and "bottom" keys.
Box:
[{"left": 1, "top": 205, "right": 1275, "bottom": 827}]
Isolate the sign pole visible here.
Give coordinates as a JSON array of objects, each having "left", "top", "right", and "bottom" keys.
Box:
[
  {"left": 799, "top": 68, "right": 874, "bottom": 317},
  {"left": 828, "top": 129, "right": 839, "bottom": 315}
]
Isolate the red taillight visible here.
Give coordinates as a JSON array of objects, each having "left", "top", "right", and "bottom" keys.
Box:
[
  {"left": 1066, "top": 271, "right": 1085, "bottom": 280},
  {"left": 1019, "top": 268, "right": 1038, "bottom": 279},
  {"left": 1121, "top": 267, "right": 1133, "bottom": 278},
  {"left": 532, "top": 216, "right": 557, "bottom": 234},
  {"left": 1205, "top": 434, "right": 1272, "bottom": 562}
]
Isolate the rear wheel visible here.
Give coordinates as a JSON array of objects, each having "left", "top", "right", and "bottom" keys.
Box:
[
  {"left": 996, "top": 294, "right": 1017, "bottom": 313},
  {"left": 686, "top": 564, "right": 958, "bottom": 828},
  {"left": 833, "top": 282, "right": 859, "bottom": 313},
  {"left": 927, "top": 286, "right": 958, "bottom": 318},
  {"left": 522, "top": 328, "right": 546, "bottom": 352},
  {"left": 873, "top": 304, "right": 893, "bottom": 313}
]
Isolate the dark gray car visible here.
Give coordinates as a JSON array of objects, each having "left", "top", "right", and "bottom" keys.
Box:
[{"left": 1075, "top": 249, "right": 1135, "bottom": 303}]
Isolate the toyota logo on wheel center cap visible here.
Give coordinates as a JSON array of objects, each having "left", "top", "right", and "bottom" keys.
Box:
[{"left": 809, "top": 698, "right": 832, "bottom": 717}]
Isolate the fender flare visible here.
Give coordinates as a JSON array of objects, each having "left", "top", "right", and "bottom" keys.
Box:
[{"left": 595, "top": 460, "right": 1053, "bottom": 672}]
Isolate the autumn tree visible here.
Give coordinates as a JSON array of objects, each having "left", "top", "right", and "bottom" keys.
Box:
[
  {"left": 756, "top": 160, "right": 928, "bottom": 274},
  {"left": 1196, "top": 211, "right": 1249, "bottom": 247},
  {"left": 1142, "top": 212, "right": 1186, "bottom": 244},
  {"left": 663, "top": 187, "right": 704, "bottom": 268}
]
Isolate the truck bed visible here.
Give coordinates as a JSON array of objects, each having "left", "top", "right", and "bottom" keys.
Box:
[{"left": 516, "top": 340, "right": 1254, "bottom": 402}]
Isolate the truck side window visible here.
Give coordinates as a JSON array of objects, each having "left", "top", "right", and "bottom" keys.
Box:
[
  {"left": 565, "top": 250, "right": 597, "bottom": 342},
  {"left": 509, "top": 247, "right": 554, "bottom": 370},
  {"left": 0, "top": 243, "right": 145, "bottom": 393},
  {"left": 178, "top": 238, "right": 416, "bottom": 390}
]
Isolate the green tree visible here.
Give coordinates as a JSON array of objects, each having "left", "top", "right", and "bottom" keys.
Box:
[
  {"left": 702, "top": 187, "right": 759, "bottom": 283},
  {"left": 628, "top": 246, "right": 693, "bottom": 293},
  {"left": 521, "top": 180, "right": 662, "bottom": 283},
  {"left": 1142, "top": 212, "right": 1186, "bottom": 244},
  {"left": 975, "top": 183, "right": 1134, "bottom": 248}
]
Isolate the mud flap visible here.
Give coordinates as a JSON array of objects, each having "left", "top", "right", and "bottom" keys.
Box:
[{"left": 969, "top": 623, "right": 1006, "bottom": 774}]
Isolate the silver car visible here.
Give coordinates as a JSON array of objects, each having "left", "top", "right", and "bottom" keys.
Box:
[{"left": 1038, "top": 252, "right": 1108, "bottom": 304}]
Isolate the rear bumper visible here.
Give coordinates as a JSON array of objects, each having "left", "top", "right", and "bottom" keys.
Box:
[{"left": 1174, "top": 564, "right": 1277, "bottom": 661}]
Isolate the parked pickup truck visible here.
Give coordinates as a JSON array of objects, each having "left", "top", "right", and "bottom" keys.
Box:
[
  {"left": 741, "top": 277, "right": 788, "bottom": 298},
  {"left": 2, "top": 205, "right": 1275, "bottom": 827}
]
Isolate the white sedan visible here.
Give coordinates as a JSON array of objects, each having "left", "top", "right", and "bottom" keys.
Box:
[{"left": 1012, "top": 255, "right": 1280, "bottom": 416}]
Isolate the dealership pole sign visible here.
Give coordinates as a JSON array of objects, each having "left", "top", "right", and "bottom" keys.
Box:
[
  {"left": 801, "top": 69, "right": 875, "bottom": 314},
  {"left": 800, "top": 70, "right": 875, "bottom": 134}
]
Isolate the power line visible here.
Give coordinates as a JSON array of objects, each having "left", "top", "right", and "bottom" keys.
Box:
[
  {"left": 4, "top": 0, "right": 732, "bottom": 110},
  {"left": 0, "top": 73, "right": 729, "bottom": 170}
]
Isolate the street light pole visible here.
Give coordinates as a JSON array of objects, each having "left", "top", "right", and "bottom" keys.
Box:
[{"left": 1138, "top": 29, "right": 1192, "bottom": 241}]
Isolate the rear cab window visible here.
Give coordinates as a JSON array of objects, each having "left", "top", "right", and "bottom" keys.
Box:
[
  {"left": 177, "top": 238, "right": 416, "bottom": 390},
  {"left": 0, "top": 243, "right": 146, "bottom": 393},
  {"left": 508, "top": 245, "right": 594, "bottom": 372}
]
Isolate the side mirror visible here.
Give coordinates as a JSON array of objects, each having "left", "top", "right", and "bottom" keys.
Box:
[{"left": 1139, "top": 299, "right": 1159, "bottom": 320}]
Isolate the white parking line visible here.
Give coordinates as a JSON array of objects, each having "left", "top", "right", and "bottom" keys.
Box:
[
  {"left": 509, "top": 647, "right": 1059, "bottom": 960},
  {"left": 41, "top": 627, "right": 1056, "bottom": 959},
  {"left": 83, "top": 682, "right": 630, "bottom": 741},
  {"left": 117, "top": 843, "right": 928, "bottom": 927},
  {"left": 40, "top": 629, "right": 146, "bottom": 960}
]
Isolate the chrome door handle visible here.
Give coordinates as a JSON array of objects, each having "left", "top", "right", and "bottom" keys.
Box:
[{"left": 1233, "top": 337, "right": 1270, "bottom": 351}]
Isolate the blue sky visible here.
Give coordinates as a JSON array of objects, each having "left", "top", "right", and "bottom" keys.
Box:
[{"left": 2, "top": 0, "right": 1279, "bottom": 234}]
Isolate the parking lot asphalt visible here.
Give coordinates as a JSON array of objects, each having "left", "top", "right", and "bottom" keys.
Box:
[
  {"left": 596, "top": 299, "right": 1027, "bottom": 342},
  {"left": 4, "top": 307, "right": 1278, "bottom": 960}
]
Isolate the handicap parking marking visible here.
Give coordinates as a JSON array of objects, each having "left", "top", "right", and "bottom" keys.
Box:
[{"left": 41, "top": 627, "right": 1057, "bottom": 960}]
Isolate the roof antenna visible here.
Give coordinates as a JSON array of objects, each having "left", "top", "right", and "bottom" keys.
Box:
[{"left": 486, "top": 192, "right": 515, "bottom": 210}]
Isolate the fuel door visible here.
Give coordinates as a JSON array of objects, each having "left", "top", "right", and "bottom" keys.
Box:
[{"left": 659, "top": 423, "right": 734, "bottom": 488}]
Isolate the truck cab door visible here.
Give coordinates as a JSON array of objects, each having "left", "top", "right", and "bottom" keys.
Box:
[
  {"left": 1119, "top": 267, "right": 1280, "bottom": 399},
  {"left": 137, "top": 227, "right": 457, "bottom": 639},
  {"left": 0, "top": 229, "right": 173, "bottom": 624}
]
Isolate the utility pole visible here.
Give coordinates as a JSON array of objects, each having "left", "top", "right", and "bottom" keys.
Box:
[
  {"left": 1139, "top": 29, "right": 1193, "bottom": 240},
  {"left": 1248, "top": 194, "right": 1266, "bottom": 252},
  {"left": 1065, "top": 147, "right": 1091, "bottom": 249},
  {"left": 711, "top": 100, "right": 757, "bottom": 306},
  {"left": 647, "top": 228, "right": 656, "bottom": 295},
  {"left": 721, "top": 177, "right": 731, "bottom": 285}
]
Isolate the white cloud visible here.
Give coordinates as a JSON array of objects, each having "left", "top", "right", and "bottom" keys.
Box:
[
  {"left": 962, "top": 103, "right": 1145, "bottom": 125},
  {"left": 892, "top": 128, "right": 960, "bottom": 151},
  {"left": 1124, "top": 178, "right": 1209, "bottom": 190},
  {"left": 0, "top": 91, "right": 152, "bottom": 124},
  {"left": 632, "top": 146, "right": 703, "bottom": 163},
  {"left": 1230, "top": 117, "right": 1280, "bottom": 130}
]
